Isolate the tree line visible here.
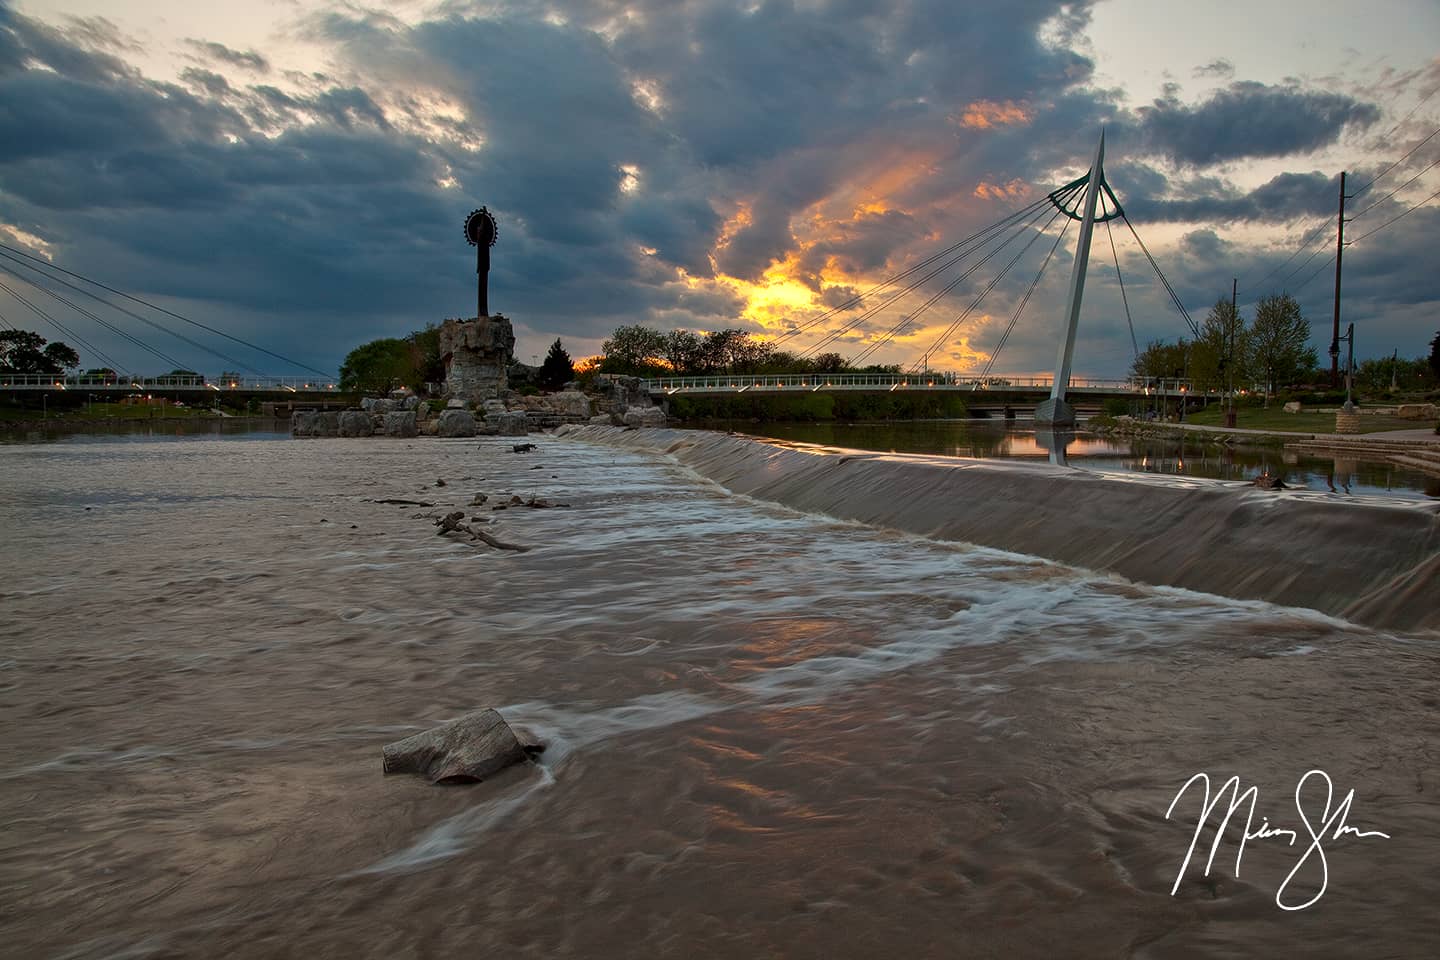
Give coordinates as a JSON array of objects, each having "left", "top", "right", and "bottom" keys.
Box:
[
  {"left": 595, "top": 325, "right": 886, "bottom": 377},
  {"left": 1134, "top": 294, "right": 1439, "bottom": 400},
  {"left": 1131, "top": 293, "right": 1322, "bottom": 400}
]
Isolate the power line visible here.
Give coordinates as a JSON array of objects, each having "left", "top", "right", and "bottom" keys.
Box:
[
  {"left": 1241, "top": 216, "right": 1334, "bottom": 295},
  {"left": 1348, "top": 185, "right": 1440, "bottom": 244},
  {"left": 1351, "top": 122, "right": 1440, "bottom": 197},
  {"left": 1348, "top": 154, "right": 1440, "bottom": 221},
  {"left": 1291, "top": 253, "right": 1337, "bottom": 296}
]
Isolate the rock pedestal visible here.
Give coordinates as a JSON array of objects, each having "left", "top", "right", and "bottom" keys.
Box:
[{"left": 440, "top": 315, "right": 516, "bottom": 403}]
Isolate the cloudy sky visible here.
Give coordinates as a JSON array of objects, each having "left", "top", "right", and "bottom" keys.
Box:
[{"left": 0, "top": 0, "right": 1436, "bottom": 378}]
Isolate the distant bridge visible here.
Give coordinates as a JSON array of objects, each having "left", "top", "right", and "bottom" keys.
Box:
[
  {"left": 0, "top": 374, "right": 342, "bottom": 395},
  {"left": 643, "top": 373, "right": 1210, "bottom": 399}
]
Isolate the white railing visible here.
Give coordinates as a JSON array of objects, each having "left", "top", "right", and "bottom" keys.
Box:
[
  {"left": 640, "top": 373, "right": 1207, "bottom": 396},
  {"left": 0, "top": 374, "right": 341, "bottom": 392}
]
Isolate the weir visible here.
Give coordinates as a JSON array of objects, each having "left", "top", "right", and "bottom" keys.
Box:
[{"left": 558, "top": 425, "right": 1440, "bottom": 632}]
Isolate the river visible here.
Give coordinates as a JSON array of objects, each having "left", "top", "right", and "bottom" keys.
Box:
[{"left": 1, "top": 430, "right": 1436, "bottom": 958}]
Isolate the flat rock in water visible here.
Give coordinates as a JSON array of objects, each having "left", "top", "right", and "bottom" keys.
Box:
[{"left": 382, "top": 709, "right": 530, "bottom": 784}]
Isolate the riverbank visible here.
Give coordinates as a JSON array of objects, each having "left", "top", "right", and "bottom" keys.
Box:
[{"left": 560, "top": 425, "right": 1440, "bottom": 631}]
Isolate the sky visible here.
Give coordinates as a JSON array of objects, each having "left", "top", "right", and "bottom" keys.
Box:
[{"left": 0, "top": 0, "right": 1437, "bottom": 379}]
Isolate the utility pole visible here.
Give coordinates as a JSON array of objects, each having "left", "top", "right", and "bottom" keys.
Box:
[
  {"left": 1228, "top": 277, "right": 1238, "bottom": 426},
  {"left": 1329, "top": 172, "right": 1348, "bottom": 387}
]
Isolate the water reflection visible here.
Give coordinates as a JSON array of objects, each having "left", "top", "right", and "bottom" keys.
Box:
[{"left": 721, "top": 421, "right": 1440, "bottom": 499}]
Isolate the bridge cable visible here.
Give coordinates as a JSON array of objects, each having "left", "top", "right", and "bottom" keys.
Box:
[
  {"left": 0, "top": 240, "right": 335, "bottom": 378},
  {"left": 1105, "top": 218, "right": 1139, "bottom": 360},
  {"left": 975, "top": 219, "right": 1073, "bottom": 384},
  {"left": 907, "top": 206, "right": 1067, "bottom": 372},
  {"left": 1270, "top": 236, "right": 1336, "bottom": 292},
  {"left": 0, "top": 248, "right": 267, "bottom": 378},
  {"left": 768, "top": 196, "right": 1053, "bottom": 347},
  {"left": 0, "top": 278, "right": 126, "bottom": 372},
  {"left": 824, "top": 204, "right": 1056, "bottom": 364},
  {"left": 798, "top": 201, "right": 1057, "bottom": 361},
  {"left": 0, "top": 262, "right": 190, "bottom": 373},
  {"left": 845, "top": 205, "right": 1061, "bottom": 368},
  {"left": 1118, "top": 213, "right": 1201, "bottom": 339}
]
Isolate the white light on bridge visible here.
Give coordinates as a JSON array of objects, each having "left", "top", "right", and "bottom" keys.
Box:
[{"left": 206, "top": 383, "right": 219, "bottom": 391}]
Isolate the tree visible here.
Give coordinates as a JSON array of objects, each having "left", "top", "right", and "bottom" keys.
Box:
[
  {"left": 661, "top": 329, "right": 704, "bottom": 374},
  {"left": 1247, "top": 294, "right": 1317, "bottom": 401},
  {"left": 339, "top": 338, "right": 413, "bottom": 393},
  {"left": 406, "top": 324, "right": 444, "bottom": 388},
  {"left": 1430, "top": 330, "right": 1440, "bottom": 380},
  {"left": 0, "top": 329, "right": 79, "bottom": 374},
  {"left": 1190, "top": 298, "right": 1246, "bottom": 394},
  {"left": 1130, "top": 338, "right": 1190, "bottom": 382},
  {"left": 537, "top": 338, "right": 574, "bottom": 390},
  {"left": 599, "top": 325, "right": 668, "bottom": 375}
]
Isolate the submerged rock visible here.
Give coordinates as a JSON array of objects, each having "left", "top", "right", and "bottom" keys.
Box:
[{"left": 382, "top": 709, "right": 531, "bottom": 784}]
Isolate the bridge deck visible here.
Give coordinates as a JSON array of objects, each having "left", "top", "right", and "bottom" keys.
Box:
[{"left": 642, "top": 374, "right": 1209, "bottom": 397}]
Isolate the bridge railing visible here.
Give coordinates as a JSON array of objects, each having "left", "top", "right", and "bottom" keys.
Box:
[
  {"left": 0, "top": 374, "right": 342, "bottom": 392},
  {"left": 641, "top": 373, "right": 1206, "bottom": 395}
]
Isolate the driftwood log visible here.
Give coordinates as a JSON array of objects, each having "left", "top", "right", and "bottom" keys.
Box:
[{"left": 436, "top": 510, "right": 530, "bottom": 551}]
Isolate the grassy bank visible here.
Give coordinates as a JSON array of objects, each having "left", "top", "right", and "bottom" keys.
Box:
[{"left": 1182, "top": 404, "right": 1426, "bottom": 434}]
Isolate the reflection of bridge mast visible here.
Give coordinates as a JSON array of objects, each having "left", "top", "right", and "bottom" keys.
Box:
[{"left": 1035, "top": 130, "right": 1106, "bottom": 428}]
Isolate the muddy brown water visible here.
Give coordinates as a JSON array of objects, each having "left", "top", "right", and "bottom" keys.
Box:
[{"left": 1, "top": 433, "right": 1436, "bottom": 958}]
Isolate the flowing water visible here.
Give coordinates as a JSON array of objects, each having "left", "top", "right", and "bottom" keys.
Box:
[
  {"left": 723, "top": 420, "right": 1440, "bottom": 499},
  {"left": 1, "top": 431, "right": 1436, "bottom": 958}
]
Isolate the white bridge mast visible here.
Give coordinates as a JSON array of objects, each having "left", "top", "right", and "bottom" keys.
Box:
[{"left": 1035, "top": 129, "right": 1105, "bottom": 427}]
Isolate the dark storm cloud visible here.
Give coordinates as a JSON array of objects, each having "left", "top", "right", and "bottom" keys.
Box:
[
  {"left": 184, "top": 39, "right": 271, "bottom": 74},
  {"left": 1127, "top": 170, "right": 1339, "bottom": 223},
  {"left": 1130, "top": 81, "right": 1380, "bottom": 166},
  {"left": 0, "top": 0, "right": 1431, "bottom": 375}
]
